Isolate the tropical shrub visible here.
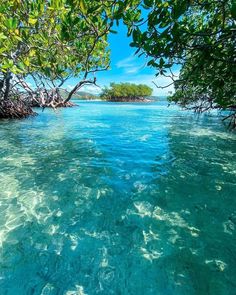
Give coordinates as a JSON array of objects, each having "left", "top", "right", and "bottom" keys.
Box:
[{"left": 101, "top": 82, "right": 153, "bottom": 101}]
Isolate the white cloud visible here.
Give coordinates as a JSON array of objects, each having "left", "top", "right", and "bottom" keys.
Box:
[
  {"left": 81, "top": 84, "right": 101, "bottom": 95},
  {"left": 66, "top": 84, "right": 74, "bottom": 91},
  {"left": 125, "top": 66, "right": 143, "bottom": 74},
  {"left": 116, "top": 55, "right": 137, "bottom": 68},
  {"left": 116, "top": 55, "right": 145, "bottom": 75}
]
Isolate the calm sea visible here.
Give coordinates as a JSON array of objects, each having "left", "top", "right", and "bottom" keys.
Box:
[{"left": 0, "top": 101, "right": 235, "bottom": 294}]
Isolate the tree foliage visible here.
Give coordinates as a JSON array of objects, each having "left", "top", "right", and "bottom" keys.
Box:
[
  {"left": 128, "top": 0, "right": 236, "bottom": 126},
  {"left": 1, "top": 0, "right": 235, "bottom": 126},
  {"left": 0, "top": 0, "right": 111, "bottom": 107},
  {"left": 101, "top": 82, "right": 153, "bottom": 101},
  {"left": 0, "top": 0, "right": 141, "bottom": 111}
]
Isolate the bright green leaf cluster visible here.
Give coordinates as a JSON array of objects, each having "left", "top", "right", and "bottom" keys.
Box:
[{"left": 101, "top": 82, "right": 153, "bottom": 100}]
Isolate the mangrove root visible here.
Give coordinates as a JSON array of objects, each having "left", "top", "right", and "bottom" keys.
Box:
[{"left": 0, "top": 99, "right": 36, "bottom": 119}]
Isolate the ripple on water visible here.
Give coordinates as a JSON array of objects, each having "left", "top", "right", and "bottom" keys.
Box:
[{"left": 0, "top": 102, "right": 236, "bottom": 294}]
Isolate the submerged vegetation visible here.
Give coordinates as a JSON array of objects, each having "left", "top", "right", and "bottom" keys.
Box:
[{"left": 100, "top": 83, "right": 153, "bottom": 102}]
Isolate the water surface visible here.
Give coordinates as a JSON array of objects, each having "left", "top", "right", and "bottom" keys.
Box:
[{"left": 0, "top": 101, "right": 235, "bottom": 294}]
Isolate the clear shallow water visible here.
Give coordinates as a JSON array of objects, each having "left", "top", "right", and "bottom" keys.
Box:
[{"left": 0, "top": 101, "right": 235, "bottom": 295}]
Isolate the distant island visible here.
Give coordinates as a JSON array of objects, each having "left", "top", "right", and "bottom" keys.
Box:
[{"left": 100, "top": 83, "right": 153, "bottom": 102}]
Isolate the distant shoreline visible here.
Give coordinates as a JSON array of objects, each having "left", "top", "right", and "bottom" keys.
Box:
[{"left": 104, "top": 97, "right": 153, "bottom": 103}]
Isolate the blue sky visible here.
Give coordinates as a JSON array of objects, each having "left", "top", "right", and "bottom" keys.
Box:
[{"left": 65, "top": 22, "right": 178, "bottom": 96}]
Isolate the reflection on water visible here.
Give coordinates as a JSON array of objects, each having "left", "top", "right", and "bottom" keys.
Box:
[{"left": 0, "top": 101, "right": 235, "bottom": 294}]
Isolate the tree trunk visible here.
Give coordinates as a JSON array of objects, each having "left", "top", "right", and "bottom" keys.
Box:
[
  {"left": 3, "top": 72, "right": 11, "bottom": 101},
  {"left": 64, "top": 79, "right": 96, "bottom": 103},
  {"left": 64, "top": 83, "right": 82, "bottom": 103}
]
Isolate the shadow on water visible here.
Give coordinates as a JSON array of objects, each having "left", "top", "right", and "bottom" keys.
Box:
[{"left": 0, "top": 104, "right": 235, "bottom": 294}]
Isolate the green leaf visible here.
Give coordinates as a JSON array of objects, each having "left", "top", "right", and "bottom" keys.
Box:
[
  {"left": 0, "top": 33, "right": 7, "bottom": 40},
  {"left": 79, "top": 0, "right": 87, "bottom": 14},
  {"left": 24, "top": 58, "right": 30, "bottom": 67},
  {"left": 0, "top": 47, "right": 7, "bottom": 54},
  {"left": 5, "top": 18, "right": 18, "bottom": 29},
  {"left": 143, "top": 0, "right": 153, "bottom": 8},
  {"left": 132, "top": 28, "right": 141, "bottom": 43},
  {"left": 17, "top": 62, "right": 25, "bottom": 70},
  {"left": 147, "top": 59, "right": 154, "bottom": 66},
  {"left": 231, "top": 2, "right": 236, "bottom": 20},
  {"left": 159, "top": 58, "right": 165, "bottom": 67},
  {"left": 28, "top": 18, "right": 38, "bottom": 25},
  {"left": 173, "top": 2, "right": 187, "bottom": 19}
]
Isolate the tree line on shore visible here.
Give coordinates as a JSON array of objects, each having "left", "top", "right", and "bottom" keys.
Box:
[
  {"left": 100, "top": 83, "right": 153, "bottom": 101},
  {"left": 0, "top": 0, "right": 235, "bottom": 127}
]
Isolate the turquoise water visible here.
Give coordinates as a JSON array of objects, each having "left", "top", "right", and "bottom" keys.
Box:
[{"left": 0, "top": 101, "right": 236, "bottom": 295}]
